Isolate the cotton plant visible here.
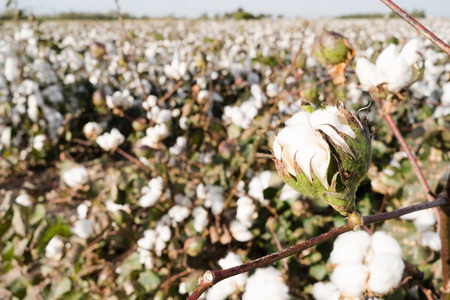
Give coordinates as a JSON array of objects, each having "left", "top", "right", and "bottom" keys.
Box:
[
  {"left": 205, "top": 252, "right": 248, "bottom": 300},
  {"left": 96, "top": 128, "right": 125, "bottom": 151},
  {"left": 242, "top": 267, "right": 289, "bottom": 300},
  {"left": 71, "top": 202, "right": 95, "bottom": 239},
  {"left": 82, "top": 122, "right": 104, "bottom": 141},
  {"left": 272, "top": 101, "right": 371, "bottom": 215},
  {"left": 62, "top": 165, "right": 89, "bottom": 188},
  {"left": 106, "top": 89, "right": 135, "bottom": 113},
  {"left": 196, "top": 184, "right": 225, "bottom": 216},
  {"left": 355, "top": 39, "right": 424, "bottom": 93},
  {"left": 45, "top": 236, "right": 65, "bottom": 259},
  {"left": 222, "top": 84, "right": 268, "bottom": 129},
  {"left": 139, "top": 176, "right": 164, "bottom": 207},
  {"left": 314, "top": 230, "right": 405, "bottom": 299},
  {"left": 401, "top": 208, "right": 441, "bottom": 251}
]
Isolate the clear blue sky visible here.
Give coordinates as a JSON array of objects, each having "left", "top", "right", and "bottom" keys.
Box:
[{"left": 3, "top": 0, "right": 450, "bottom": 18}]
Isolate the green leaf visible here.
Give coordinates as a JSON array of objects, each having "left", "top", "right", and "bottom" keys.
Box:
[
  {"left": 309, "top": 263, "right": 327, "bottom": 281},
  {"left": 139, "top": 270, "right": 161, "bottom": 292},
  {"left": 53, "top": 277, "right": 72, "bottom": 299}
]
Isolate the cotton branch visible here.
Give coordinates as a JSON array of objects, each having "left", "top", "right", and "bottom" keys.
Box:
[
  {"left": 187, "top": 195, "right": 449, "bottom": 300},
  {"left": 380, "top": 0, "right": 450, "bottom": 55}
]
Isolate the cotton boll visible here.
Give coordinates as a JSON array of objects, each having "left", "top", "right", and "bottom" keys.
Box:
[
  {"left": 248, "top": 170, "right": 272, "bottom": 205},
  {"left": 421, "top": 231, "right": 441, "bottom": 251},
  {"left": 105, "top": 200, "right": 130, "bottom": 213},
  {"left": 62, "top": 166, "right": 89, "bottom": 188},
  {"left": 413, "top": 209, "right": 436, "bottom": 231},
  {"left": 236, "top": 196, "right": 257, "bottom": 227},
  {"left": 386, "top": 56, "right": 412, "bottom": 92},
  {"left": 137, "top": 229, "right": 157, "bottom": 250},
  {"left": 140, "top": 177, "right": 164, "bottom": 207},
  {"left": 72, "top": 219, "right": 94, "bottom": 239},
  {"left": 367, "top": 253, "right": 404, "bottom": 294},
  {"left": 400, "top": 39, "right": 422, "bottom": 66},
  {"left": 203, "top": 185, "right": 225, "bottom": 215},
  {"left": 96, "top": 128, "right": 125, "bottom": 151},
  {"left": 312, "top": 282, "right": 340, "bottom": 300},
  {"left": 330, "top": 263, "right": 368, "bottom": 297},
  {"left": 329, "top": 231, "right": 371, "bottom": 264},
  {"left": 279, "top": 184, "right": 301, "bottom": 201},
  {"left": 45, "top": 236, "right": 65, "bottom": 259},
  {"left": 230, "top": 219, "right": 253, "bottom": 242},
  {"left": 168, "top": 205, "right": 190, "bottom": 226},
  {"left": 206, "top": 279, "right": 237, "bottom": 300},
  {"left": 370, "top": 231, "right": 402, "bottom": 256},
  {"left": 242, "top": 267, "right": 289, "bottom": 300},
  {"left": 15, "top": 193, "right": 33, "bottom": 207},
  {"left": 376, "top": 44, "right": 399, "bottom": 75},
  {"left": 192, "top": 207, "right": 209, "bottom": 232}
]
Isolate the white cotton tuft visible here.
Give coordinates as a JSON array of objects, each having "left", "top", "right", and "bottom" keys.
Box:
[
  {"left": 330, "top": 263, "right": 368, "bottom": 297},
  {"left": 229, "top": 219, "right": 253, "bottom": 242},
  {"left": 367, "top": 253, "right": 404, "bottom": 294},
  {"left": 329, "top": 230, "right": 371, "bottom": 264},
  {"left": 206, "top": 252, "right": 247, "bottom": 300},
  {"left": 421, "top": 231, "right": 441, "bottom": 251},
  {"left": 71, "top": 219, "right": 94, "bottom": 239},
  {"left": 242, "top": 267, "right": 289, "bottom": 300},
  {"left": 312, "top": 281, "right": 340, "bottom": 300},
  {"left": 192, "top": 207, "right": 209, "bottom": 232},
  {"left": 370, "top": 231, "right": 402, "bottom": 256}
]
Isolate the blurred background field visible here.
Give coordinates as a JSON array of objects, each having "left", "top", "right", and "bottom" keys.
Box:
[{"left": 0, "top": 2, "right": 450, "bottom": 300}]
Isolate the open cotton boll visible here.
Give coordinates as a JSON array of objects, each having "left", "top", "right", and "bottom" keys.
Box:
[
  {"left": 248, "top": 170, "right": 272, "bottom": 205},
  {"left": 63, "top": 166, "right": 89, "bottom": 188},
  {"left": 242, "top": 267, "right": 289, "bottom": 300},
  {"left": 206, "top": 252, "right": 247, "bottom": 300},
  {"left": 229, "top": 219, "right": 253, "bottom": 242},
  {"left": 139, "top": 177, "right": 164, "bottom": 207},
  {"left": 312, "top": 281, "right": 340, "bottom": 300},
  {"left": 137, "top": 229, "right": 157, "bottom": 250},
  {"left": 330, "top": 263, "right": 368, "bottom": 297},
  {"left": 236, "top": 196, "right": 257, "bottom": 227},
  {"left": 15, "top": 193, "right": 33, "bottom": 207},
  {"left": 45, "top": 236, "right": 65, "bottom": 259},
  {"left": 72, "top": 219, "right": 94, "bottom": 239},
  {"left": 400, "top": 39, "right": 422, "bottom": 65},
  {"left": 421, "top": 231, "right": 441, "bottom": 251},
  {"left": 96, "top": 128, "right": 125, "bottom": 151},
  {"left": 375, "top": 44, "right": 399, "bottom": 75},
  {"left": 310, "top": 106, "right": 355, "bottom": 154},
  {"left": 367, "top": 253, "right": 404, "bottom": 294},
  {"left": 370, "top": 231, "right": 402, "bottom": 256},
  {"left": 386, "top": 56, "right": 413, "bottom": 92},
  {"left": 206, "top": 279, "right": 237, "bottom": 300},
  {"left": 274, "top": 112, "right": 331, "bottom": 188},
  {"left": 202, "top": 185, "right": 225, "bottom": 215},
  {"left": 168, "top": 205, "right": 190, "bottom": 226},
  {"left": 329, "top": 231, "right": 371, "bottom": 264},
  {"left": 192, "top": 207, "right": 209, "bottom": 232}
]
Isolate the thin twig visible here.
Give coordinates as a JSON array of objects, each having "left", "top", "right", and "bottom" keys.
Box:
[
  {"left": 187, "top": 195, "right": 449, "bottom": 300},
  {"left": 380, "top": 0, "right": 450, "bottom": 55},
  {"left": 117, "top": 148, "right": 144, "bottom": 167}
]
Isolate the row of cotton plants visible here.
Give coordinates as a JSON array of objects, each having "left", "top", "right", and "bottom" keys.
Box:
[{"left": 0, "top": 17, "right": 449, "bottom": 300}]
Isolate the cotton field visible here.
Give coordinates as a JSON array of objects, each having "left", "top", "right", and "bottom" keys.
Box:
[{"left": 0, "top": 17, "right": 449, "bottom": 299}]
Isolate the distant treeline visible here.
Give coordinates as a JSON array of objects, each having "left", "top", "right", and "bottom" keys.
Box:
[
  {"left": 0, "top": 8, "right": 272, "bottom": 21},
  {"left": 338, "top": 10, "right": 426, "bottom": 19},
  {"left": 0, "top": 7, "right": 426, "bottom": 21}
]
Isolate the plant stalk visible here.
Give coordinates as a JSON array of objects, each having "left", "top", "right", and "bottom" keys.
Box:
[{"left": 379, "top": 0, "right": 450, "bottom": 55}]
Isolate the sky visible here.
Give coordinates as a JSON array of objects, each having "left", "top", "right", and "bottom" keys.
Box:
[{"left": 2, "top": 0, "right": 450, "bottom": 19}]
